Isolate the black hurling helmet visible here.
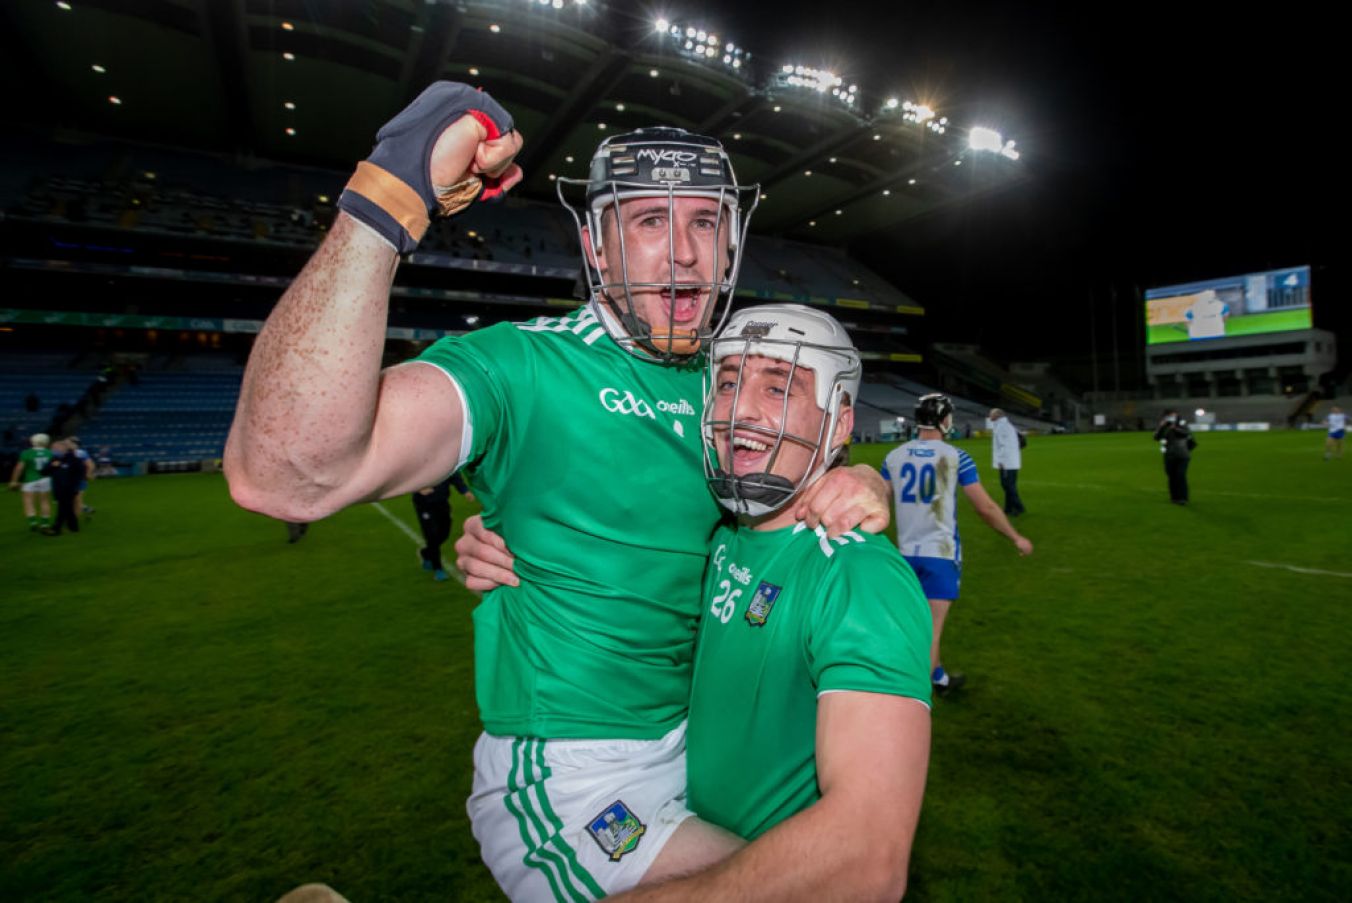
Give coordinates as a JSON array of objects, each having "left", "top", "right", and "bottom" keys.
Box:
[
  {"left": 914, "top": 393, "right": 955, "bottom": 430},
  {"left": 557, "top": 127, "right": 760, "bottom": 362}
]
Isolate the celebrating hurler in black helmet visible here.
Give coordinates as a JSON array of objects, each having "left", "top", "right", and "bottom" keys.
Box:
[{"left": 226, "top": 82, "right": 893, "bottom": 900}]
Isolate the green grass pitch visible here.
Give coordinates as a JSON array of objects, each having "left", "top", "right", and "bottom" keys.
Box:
[{"left": 2, "top": 431, "right": 1349, "bottom": 901}]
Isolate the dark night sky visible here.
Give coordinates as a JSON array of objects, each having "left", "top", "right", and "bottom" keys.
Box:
[{"left": 658, "top": 1, "right": 1340, "bottom": 367}]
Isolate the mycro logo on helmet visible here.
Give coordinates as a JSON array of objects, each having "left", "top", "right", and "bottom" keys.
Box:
[
  {"left": 636, "top": 149, "right": 698, "bottom": 165},
  {"left": 739, "top": 321, "right": 776, "bottom": 337},
  {"left": 600, "top": 388, "right": 655, "bottom": 419}
]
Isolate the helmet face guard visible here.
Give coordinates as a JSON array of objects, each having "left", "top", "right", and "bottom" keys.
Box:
[
  {"left": 557, "top": 128, "right": 760, "bottom": 363},
  {"left": 702, "top": 306, "right": 861, "bottom": 518}
]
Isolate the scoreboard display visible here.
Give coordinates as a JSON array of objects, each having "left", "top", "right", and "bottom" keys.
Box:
[{"left": 1145, "top": 266, "right": 1311, "bottom": 345}]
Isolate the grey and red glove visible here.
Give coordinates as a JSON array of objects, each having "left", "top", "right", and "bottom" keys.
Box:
[{"left": 338, "top": 81, "right": 515, "bottom": 254}]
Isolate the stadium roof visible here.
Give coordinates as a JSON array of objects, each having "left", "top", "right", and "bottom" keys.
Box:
[
  {"left": 3, "top": 1, "right": 1335, "bottom": 360},
  {"left": 0, "top": 0, "right": 1027, "bottom": 246}
]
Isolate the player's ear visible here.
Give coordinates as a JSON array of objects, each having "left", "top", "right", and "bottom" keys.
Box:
[
  {"left": 581, "top": 224, "right": 602, "bottom": 271},
  {"left": 833, "top": 400, "right": 855, "bottom": 447}
]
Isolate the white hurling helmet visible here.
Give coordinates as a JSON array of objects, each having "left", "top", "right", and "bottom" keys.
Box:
[{"left": 702, "top": 304, "right": 862, "bottom": 517}]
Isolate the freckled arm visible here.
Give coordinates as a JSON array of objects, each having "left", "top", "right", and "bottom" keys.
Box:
[{"left": 223, "top": 214, "right": 464, "bottom": 521}]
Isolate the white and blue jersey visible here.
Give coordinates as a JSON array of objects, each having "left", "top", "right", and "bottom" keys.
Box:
[
  {"left": 881, "top": 439, "right": 980, "bottom": 564},
  {"left": 74, "top": 448, "right": 90, "bottom": 489},
  {"left": 1328, "top": 412, "right": 1347, "bottom": 440}
]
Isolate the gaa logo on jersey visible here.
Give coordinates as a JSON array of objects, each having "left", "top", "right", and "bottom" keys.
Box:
[
  {"left": 745, "top": 580, "right": 782, "bottom": 627},
  {"left": 587, "top": 800, "right": 646, "bottom": 862},
  {"left": 599, "top": 387, "right": 656, "bottom": 419}
]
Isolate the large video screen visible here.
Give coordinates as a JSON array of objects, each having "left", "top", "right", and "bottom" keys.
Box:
[{"left": 1145, "top": 266, "right": 1311, "bottom": 345}]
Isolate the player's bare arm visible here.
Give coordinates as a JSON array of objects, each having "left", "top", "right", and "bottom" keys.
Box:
[
  {"left": 225, "top": 84, "right": 522, "bottom": 522},
  {"left": 610, "top": 691, "right": 930, "bottom": 902},
  {"left": 455, "top": 464, "right": 891, "bottom": 589},
  {"left": 962, "top": 482, "right": 1033, "bottom": 555}
]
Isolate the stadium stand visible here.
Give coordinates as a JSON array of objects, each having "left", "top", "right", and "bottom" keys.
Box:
[
  {"left": 428, "top": 198, "right": 580, "bottom": 268},
  {"left": 1087, "top": 393, "right": 1334, "bottom": 430},
  {"left": 74, "top": 367, "right": 242, "bottom": 470},
  {"left": 0, "top": 352, "right": 102, "bottom": 444},
  {"left": 856, "top": 373, "right": 1061, "bottom": 440},
  {"left": 738, "top": 238, "right": 922, "bottom": 308},
  {"left": 14, "top": 164, "right": 916, "bottom": 310},
  {"left": 17, "top": 173, "right": 331, "bottom": 247}
]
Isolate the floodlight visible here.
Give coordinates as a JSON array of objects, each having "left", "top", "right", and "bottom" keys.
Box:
[{"left": 968, "top": 126, "right": 1003, "bottom": 152}]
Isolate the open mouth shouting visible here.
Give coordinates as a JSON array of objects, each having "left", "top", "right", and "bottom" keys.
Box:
[{"left": 655, "top": 285, "right": 706, "bottom": 325}]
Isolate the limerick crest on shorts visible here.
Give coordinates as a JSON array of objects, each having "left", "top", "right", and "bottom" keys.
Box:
[
  {"left": 587, "top": 800, "right": 646, "bottom": 862},
  {"left": 745, "top": 581, "right": 782, "bottom": 627}
]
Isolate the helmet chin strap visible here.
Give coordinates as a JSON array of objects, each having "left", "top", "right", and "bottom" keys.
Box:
[
  {"left": 594, "top": 287, "right": 705, "bottom": 358},
  {"left": 708, "top": 469, "right": 797, "bottom": 518},
  {"left": 647, "top": 328, "right": 701, "bottom": 356}
]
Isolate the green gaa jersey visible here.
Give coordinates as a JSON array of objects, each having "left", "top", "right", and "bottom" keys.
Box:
[
  {"left": 415, "top": 305, "right": 721, "bottom": 739},
  {"left": 687, "top": 522, "right": 932, "bottom": 840},
  {"left": 19, "top": 448, "right": 53, "bottom": 482}
]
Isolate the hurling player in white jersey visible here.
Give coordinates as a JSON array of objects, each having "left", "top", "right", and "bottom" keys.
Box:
[
  {"left": 881, "top": 394, "right": 1033, "bottom": 693},
  {"left": 1325, "top": 405, "right": 1346, "bottom": 460},
  {"left": 1184, "top": 289, "right": 1229, "bottom": 340}
]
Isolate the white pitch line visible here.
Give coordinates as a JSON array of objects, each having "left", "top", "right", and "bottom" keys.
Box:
[
  {"left": 370, "top": 501, "right": 467, "bottom": 587},
  {"left": 1209, "top": 490, "right": 1342, "bottom": 504},
  {"left": 1247, "top": 560, "right": 1352, "bottom": 579},
  {"left": 1023, "top": 481, "right": 1345, "bottom": 504}
]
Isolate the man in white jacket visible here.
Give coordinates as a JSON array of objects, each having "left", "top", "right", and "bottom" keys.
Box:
[{"left": 988, "top": 409, "right": 1026, "bottom": 516}]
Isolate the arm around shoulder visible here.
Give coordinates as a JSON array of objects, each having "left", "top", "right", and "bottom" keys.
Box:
[{"left": 612, "top": 692, "right": 930, "bottom": 902}]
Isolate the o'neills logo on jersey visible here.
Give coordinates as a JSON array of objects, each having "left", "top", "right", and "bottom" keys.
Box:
[
  {"left": 636, "top": 148, "right": 698, "bottom": 165},
  {"left": 657, "top": 398, "right": 696, "bottom": 416}
]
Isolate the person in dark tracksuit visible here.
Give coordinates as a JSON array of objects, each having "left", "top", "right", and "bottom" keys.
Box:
[
  {"left": 413, "top": 473, "right": 472, "bottom": 581},
  {"left": 1153, "top": 411, "right": 1197, "bottom": 505},
  {"left": 41, "top": 439, "right": 83, "bottom": 535}
]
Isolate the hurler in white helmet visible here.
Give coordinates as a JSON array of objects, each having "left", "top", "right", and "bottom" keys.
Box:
[
  {"left": 702, "top": 304, "right": 862, "bottom": 518},
  {"left": 617, "top": 305, "right": 934, "bottom": 901}
]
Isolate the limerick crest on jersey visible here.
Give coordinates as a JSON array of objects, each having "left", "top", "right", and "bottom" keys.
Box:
[
  {"left": 587, "top": 800, "right": 646, "bottom": 862},
  {"left": 745, "top": 581, "right": 782, "bottom": 627}
]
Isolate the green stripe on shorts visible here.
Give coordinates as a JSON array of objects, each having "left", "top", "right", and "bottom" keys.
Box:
[
  {"left": 503, "top": 739, "right": 586, "bottom": 903},
  {"left": 533, "top": 740, "right": 606, "bottom": 899}
]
